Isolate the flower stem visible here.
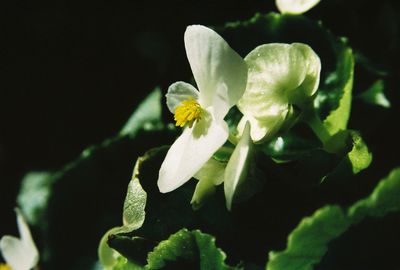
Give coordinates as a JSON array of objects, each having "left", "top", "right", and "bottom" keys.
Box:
[{"left": 303, "top": 111, "right": 331, "bottom": 145}]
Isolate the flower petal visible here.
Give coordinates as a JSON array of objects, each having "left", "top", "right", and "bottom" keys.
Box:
[
  {"left": 287, "top": 43, "right": 321, "bottom": 102},
  {"left": 0, "top": 209, "right": 38, "bottom": 270},
  {"left": 166, "top": 81, "right": 200, "bottom": 114},
  {"left": 158, "top": 113, "right": 229, "bottom": 193},
  {"left": 276, "top": 0, "right": 321, "bottom": 15},
  {"left": 243, "top": 43, "right": 307, "bottom": 100},
  {"left": 0, "top": 236, "right": 26, "bottom": 270},
  {"left": 0, "top": 236, "right": 36, "bottom": 270},
  {"left": 184, "top": 25, "right": 247, "bottom": 118},
  {"left": 224, "top": 121, "right": 253, "bottom": 211},
  {"left": 15, "top": 209, "right": 37, "bottom": 254},
  {"left": 237, "top": 107, "right": 289, "bottom": 143}
]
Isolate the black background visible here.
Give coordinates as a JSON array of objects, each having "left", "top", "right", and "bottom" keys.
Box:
[{"left": 1, "top": 0, "right": 399, "bottom": 261}]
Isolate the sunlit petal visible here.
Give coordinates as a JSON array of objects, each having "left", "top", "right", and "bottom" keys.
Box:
[
  {"left": 158, "top": 113, "right": 229, "bottom": 193},
  {"left": 0, "top": 209, "right": 39, "bottom": 270},
  {"left": 224, "top": 121, "right": 253, "bottom": 211},
  {"left": 276, "top": 0, "right": 321, "bottom": 15},
  {"left": 184, "top": 25, "right": 247, "bottom": 117}
]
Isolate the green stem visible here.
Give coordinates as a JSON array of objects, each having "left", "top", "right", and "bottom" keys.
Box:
[{"left": 304, "top": 111, "right": 331, "bottom": 145}]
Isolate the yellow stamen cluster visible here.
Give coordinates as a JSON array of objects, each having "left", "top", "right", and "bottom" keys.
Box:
[
  {"left": 174, "top": 98, "right": 202, "bottom": 128},
  {"left": 0, "top": 264, "right": 12, "bottom": 270}
]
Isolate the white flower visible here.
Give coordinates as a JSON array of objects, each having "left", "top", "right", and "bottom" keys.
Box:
[
  {"left": 0, "top": 208, "right": 39, "bottom": 270},
  {"left": 276, "top": 0, "right": 321, "bottom": 15},
  {"left": 158, "top": 25, "right": 247, "bottom": 193},
  {"left": 238, "top": 43, "right": 321, "bottom": 142}
]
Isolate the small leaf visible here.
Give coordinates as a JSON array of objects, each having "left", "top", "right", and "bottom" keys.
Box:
[
  {"left": 358, "top": 80, "right": 391, "bottom": 108},
  {"left": 347, "top": 131, "right": 372, "bottom": 174},
  {"left": 323, "top": 130, "right": 372, "bottom": 182},
  {"left": 113, "top": 149, "right": 165, "bottom": 235},
  {"left": 119, "top": 178, "right": 147, "bottom": 233}
]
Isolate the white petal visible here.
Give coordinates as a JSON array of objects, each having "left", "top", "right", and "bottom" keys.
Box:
[
  {"left": 237, "top": 108, "right": 288, "bottom": 143},
  {"left": 15, "top": 209, "right": 37, "bottom": 253},
  {"left": 184, "top": 25, "right": 247, "bottom": 118},
  {"left": 224, "top": 121, "right": 253, "bottom": 210},
  {"left": 276, "top": 0, "right": 321, "bottom": 14},
  {"left": 0, "top": 236, "right": 35, "bottom": 270},
  {"left": 166, "top": 81, "right": 200, "bottom": 114},
  {"left": 158, "top": 113, "right": 229, "bottom": 193},
  {"left": 243, "top": 43, "right": 307, "bottom": 100},
  {"left": 288, "top": 43, "right": 321, "bottom": 100},
  {"left": 211, "top": 83, "right": 231, "bottom": 122},
  {"left": 1, "top": 209, "right": 39, "bottom": 270}
]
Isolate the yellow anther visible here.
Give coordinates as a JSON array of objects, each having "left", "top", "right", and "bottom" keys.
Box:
[
  {"left": 174, "top": 98, "right": 202, "bottom": 128},
  {"left": 0, "top": 264, "right": 12, "bottom": 270}
]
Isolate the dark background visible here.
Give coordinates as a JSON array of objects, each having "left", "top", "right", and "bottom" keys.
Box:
[{"left": 1, "top": 0, "right": 399, "bottom": 256}]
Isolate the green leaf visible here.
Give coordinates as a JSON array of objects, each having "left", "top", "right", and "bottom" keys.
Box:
[
  {"left": 146, "top": 229, "right": 238, "bottom": 270},
  {"left": 114, "top": 149, "right": 165, "bottom": 235},
  {"left": 120, "top": 87, "right": 164, "bottom": 137},
  {"left": 323, "top": 130, "right": 372, "bottom": 182},
  {"left": 322, "top": 47, "right": 354, "bottom": 135},
  {"left": 146, "top": 229, "right": 197, "bottom": 269},
  {"left": 346, "top": 131, "right": 372, "bottom": 174},
  {"left": 98, "top": 227, "right": 122, "bottom": 269},
  {"left": 118, "top": 177, "right": 147, "bottom": 233},
  {"left": 358, "top": 80, "right": 391, "bottom": 108},
  {"left": 267, "top": 206, "right": 350, "bottom": 270},
  {"left": 266, "top": 167, "right": 400, "bottom": 270},
  {"left": 348, "top": 168, "right": 400, "bottom": 223}
]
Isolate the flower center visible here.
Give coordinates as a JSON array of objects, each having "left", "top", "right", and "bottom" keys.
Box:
[
  {"left": 0, "top": 264, "right": 12, "bottom": 270},
  {"left": 174, "top": 97, "right": 202, "bottom": 128}
]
